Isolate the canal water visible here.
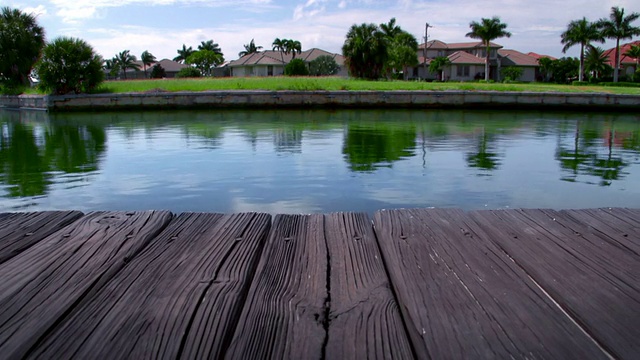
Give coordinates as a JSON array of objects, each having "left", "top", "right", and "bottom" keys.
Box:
[{"left": 1, "top": 108, "right": 639, "bottom": 214}]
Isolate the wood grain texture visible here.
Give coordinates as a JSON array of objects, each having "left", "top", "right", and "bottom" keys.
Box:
[
  {"left": 324, "top": 212, "right": 413, "bottom": 359},
  {"left": 0, "top": 211, "right": 172, "bottom": 359},
  {"left": 470, "top": 208, "right": 639, "bottom": 359},
  {"left": 374, "top": 208, "right": 605, "bottom": 359},
  {"left": 29, "top": 212, "right": 271, "bottom": 360},
  {"left": 225, "top": 214, "right": 328, "bottom": 359},
  {"left": 0, "top": 211, "right": 83, "bottom": 264}
]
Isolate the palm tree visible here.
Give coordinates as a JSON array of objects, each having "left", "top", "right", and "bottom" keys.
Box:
[
  {"left": 140, "top": 50, "right": 156, "bottom": 78},
  {"left": 429, "top": 56, "right": 451, "bottom": 81},
  {"left": 198, "top": 40, "right": 223, "bottom": 56},
  {"left": 584, "top": 45, "right": 611, "bottom": 79},
  {"left": 380, "top": 17, "right": 402, "bottom": 38},
  {"left": 284, "top": 39, "right": 302, "bottom": 59},
  {"left": 173, "top": 44, "right": 194, "bottom": 63},
  {"left": 625, "top": 44, "right": 640, "bottom": 72},
  {"left": 597, "top": 6, "right": 640, "bottom": 82},
  {"left": 465, "top": 17, "right": 511, "bottom": 81},
  {"left": 238, "top": 39, "right": 263, "bottom": 57},
  {"left": 272, "top": 38, "right": 286, "bottom": 63},
  {"left": 103, "top": 58, "right": 120, "bottom": 79},
  {"left": 0, "top": 7, "right": 45, "bottom": 86},
  {"left": 115, "top": 50, "right": 140, "bottom": 80},
  {"left": 560, "top": 18, "right": 604, "bottom": 82},
  {"left": 342, "top": 23, "right": 388, "bottom": 79}
]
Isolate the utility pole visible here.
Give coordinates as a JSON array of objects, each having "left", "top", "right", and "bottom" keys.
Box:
[{"left": 422, "top": 23, "right": 432, "bottom": 79}]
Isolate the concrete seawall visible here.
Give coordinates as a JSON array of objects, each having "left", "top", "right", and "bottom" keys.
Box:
[{"left": 1, "top": 90, "right": 639, "bottom": 111}]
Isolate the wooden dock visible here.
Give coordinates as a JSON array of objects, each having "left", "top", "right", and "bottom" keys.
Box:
[{"left": 0, "top": 208, "right": 638, "bottom": 359}]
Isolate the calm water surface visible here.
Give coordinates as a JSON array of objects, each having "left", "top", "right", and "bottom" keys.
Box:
[{"left": 1, "top": 108, "right": 639, "bottom": 214}]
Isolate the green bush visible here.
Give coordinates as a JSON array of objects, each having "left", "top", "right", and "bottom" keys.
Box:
[
  {"left": 35, "top": 37, "right": 104, "bottom": 95},
  {"left": 500, "top": 66, "right": 523, "bottom": 82},
  {"left": 572, "top": 81, "right": 590, "bottom": 86},
  {"left": 600, "top": 82, "right": 640, "bottom": 87},
  {"left": 175, "top": 67, "right": 201, "bottom": 78},
  {"left": 308, "top": 55, "right": 340, "bottom": 76},
  {"left": 150, "top": 64, "right": 166, "bottom": 79},
  {"left": 284, "top": 58, "right": 309, "bottom": 76}
]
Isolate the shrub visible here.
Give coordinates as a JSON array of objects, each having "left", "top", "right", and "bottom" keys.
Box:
[
  {"left": 501, "top": 66, "right": 523, "bottom": 82},
  {"left": 0, "top": 7, "right": 45, "bottom": 87},
  {"left": 35, "top": 37, "right": 104, "bottom": 95},
  {"left": 150, "top": 64, "right": 166, "bottom": 79},
  {"left": 175, "top": 67, "right": 201, "bottom": 78},
  {"left": 284, "top": 58, "right": 309, "bottom": 76},
  {"left": 308, "top": 55, "right": 340, "bottom": 76}
]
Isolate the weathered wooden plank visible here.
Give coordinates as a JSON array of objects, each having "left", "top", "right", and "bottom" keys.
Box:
[
  {"left": 29, "top": 212, "right": 271, "bottom": 359},
  {"left": 470, "top": 209, "right": 638, "bottom": 359},
  {"left": 0, "top": 211, "right": 83, "bottom": 264},
  {"left": 226, "top": 214, "right": 328, "bottom": 359},
  {"left": 0, "top": 211, "right": 172, "bottom": 359},
  {"left": 374, "top": 208, "right": 605, "bottom": 359},
  {"left": 324, "top": 212, "right": 413, "bottom": 359},
  {"left": 560, "top": 208, "right": 640, "bottom": 256}
]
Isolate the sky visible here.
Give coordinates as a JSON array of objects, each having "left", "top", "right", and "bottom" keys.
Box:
[{"left": 9, "top": 0, "right": 640, "bottom": 63}]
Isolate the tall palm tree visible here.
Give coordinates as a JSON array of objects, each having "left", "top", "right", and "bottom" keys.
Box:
[
  {"left": 272, "top": 38, "right": 286, "bottom": 63},
  {"left": 103, "top": 58, "right": 120, "bottom": 79},
  {"left": 284, "top": 39, "right": 302, "bottom": 59},
  {"left": 0, "top": 7, "right": 45, "bottom": 86},
  {"left": 342, "top": 23, "right": 388, "bottom": 79},
  {"left": 115, "top": 50, "right": 140, "bottom": 80},
  {"left": 625, "top": 44, "right": 640, "bottom": 72},
  {"left": 465, "top": 17, "right": 511, "bottom": 81},
  {"left": 560, "top": 18, "right": 604, "bottom": 82},
  {"left": 238, "top": 39, "right": 263, "bottom": 57},
  {"left": 380, "top": 17, "right": 402, "bottom": 38},
  {"left": 198, "top": 40, "right": 223, "bottom": 56},
  {"left": 597, "top": 6, "right": 640, "bottom": 82},
  {"left": 173, "top": 44, "right": 194, "bottom": 63},
  {"left": 140, "top": 50, "right": 156, "bottom": 78}
]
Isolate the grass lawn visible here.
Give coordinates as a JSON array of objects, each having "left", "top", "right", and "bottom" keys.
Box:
[{"left": 93, "top": 77, "right": 640, "bottom": 95}]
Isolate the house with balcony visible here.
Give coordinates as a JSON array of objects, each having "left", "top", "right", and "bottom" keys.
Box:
[{"left": 414, "top": 40, "right": 552, "bottom": 82}]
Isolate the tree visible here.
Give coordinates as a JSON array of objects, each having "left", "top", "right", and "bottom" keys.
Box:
[
  {"left": 465, "top": 17, "right": 511, "bottom": 81},
  {"left": 198, "top": 40, "right": 223, "bottom": 57},
  {"left": 0, "top": 7, "right": 45, "bottom": 87},
  {"left": 342, "top": 23, "right": 388, "bottom": 79},
  {"left": 308, "top": 55, "right": 340, "bottom": 76},
  {"left": 238, "top": 39, "right": 263, "bottom": 57},
  {"left": 35, "top": 37, "right": 104, "bottom": 94},
  {"left": 140, "top": 50, "right": 156, "bottom": 78},
  {"left": 624, "top": 44, "right": 640, "bottom": 73},
  {"left": 175, "top": 67, "right": 201, "bottom": 78},
  {"left": 501, "top": 66, "right": 523, "bottom": 82},
  {"left": 173, "top": 44, "right": 194, "bottom": 63},
  {"left": 597, "top": 6, "right": 640, "bottom": 82},
  {"left": 384, "top": 24, "right": 418, "bottom": 80},
  {"left": 186, "top": 50, "right": 223, "bottom": 76},
  {"left": 103, "top": 58, "right": 120, "bottom": 80},
  {"left": 284, "top": 39, "right": 302, "bottom": 59},
  {"left": 149, "top": 63, "right": 166, "bottom": 79},
  {"left": 537, "top": 57, "right": 554, "bottom": 82},
  {"left": 284, "top": 58, "right": 309, "bottom": 76},
  {"left": 560, "top": 18, "right": 604, "bottom": 82},
  {"left": 380, "top": 17, "right": 402, "bottom": 38},
  {"left": 550, "top": 57, "right": 580, "bottom": 84},
  {"left": 114, "top": 50, "right": 140, "bottom": 80},
  {"left": 272, "top": 38, "right": 286, "bottom": 64},
  {"left": 428, "top": 56, "right": 451, "bottom": 81},
  {"left": 584, "top": 45, "right": 612, "bottom": 80}
]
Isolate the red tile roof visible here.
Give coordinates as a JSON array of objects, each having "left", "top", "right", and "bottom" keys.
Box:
[
  {"left": 447, "top": 51, "right": 485, "bottom": 64},
  {"left": 499, "top": 49, "right": 540, "bottom": 66},
  {"left": 419, "top": 40, "right": 502, "bottom": 50},
  {"left": 228, "top": 48, "right": 344, "bottom": 67},
  {"left": 527, "top": 52, "right": 557, "bottom": 60},
  {"left": 603, "top": 40, "right": 640, "bottom": 66}
]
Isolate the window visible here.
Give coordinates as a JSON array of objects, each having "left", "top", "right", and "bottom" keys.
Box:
[
  {"left": 268, "top": 66, "right": 273, "bottom": 76},
  {"left": 456, "top": 65, "right": 470, "bottom": 77}
]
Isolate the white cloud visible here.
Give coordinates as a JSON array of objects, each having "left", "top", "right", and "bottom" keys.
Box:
[{"left": 21, "top": 4, "right": 48, "bottom": 17}]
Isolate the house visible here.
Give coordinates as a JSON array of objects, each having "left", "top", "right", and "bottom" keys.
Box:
[
  {"left": 228, "top": 48, "right": 347, "bottom": 77},
  {"left": 603, "top": 40, "right": 640, "bottom": 78},
  {"left": 414, "top": 40, "right": 553, "bottom": 82},
  {"left": 106, "top": 59, "right": 190, "bottom": 80}
]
